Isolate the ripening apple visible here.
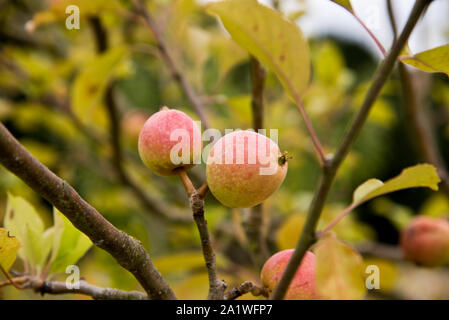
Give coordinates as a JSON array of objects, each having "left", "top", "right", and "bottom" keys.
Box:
[
  {"left": 261, "top": 250, "right": 321, "bottom": 300},
  {"left": 206, "top": 130, "right": 287, "bottom": 208},
  {"left": 138, "top": 108, "right": 202, "bottom": 176},
  {"left": 401, "top": 216, "right": 449, "bottom": 267}
]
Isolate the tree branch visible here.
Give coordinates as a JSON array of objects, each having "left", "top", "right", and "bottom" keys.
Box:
[
  {"left": 133, "top": 0, "right": 210, "bottom": 130},
  {"left": 177, "top": 169, "right": 226, "bottom": 300},
  {"left": 0, "top": 122, "right": 177, "bottom": 300},
  {"left": 270, "top": 0, "right": 432, "bottom": 300},
  {"left": 245, "top": 57, "right": 269, "bottom": 268},
  {"left": 1, "top": 274, "right": 147, "bottom": 300},
  {"left": 28, "top": 277, "right": 147, "bottom": 300},
  {"left": 224, "top": 281, "right": 268, "bottom": 300},
  {"left": 387, "top": 0, "right": 449, "bottom": 199}
]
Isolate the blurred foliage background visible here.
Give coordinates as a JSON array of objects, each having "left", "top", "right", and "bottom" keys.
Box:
[{"left": 1, "top": 0, "right": 449, "bottom": 299}]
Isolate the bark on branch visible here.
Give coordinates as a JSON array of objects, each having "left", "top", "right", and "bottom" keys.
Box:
[
  {"left": 0, "top": 122, "right": 177, "bottom": 300},
  {"left": 177, "top": 169, "right": 227, "bottom": 300},
  {"left": 10, "top": 276, "right": 148, "bottom": 300}
]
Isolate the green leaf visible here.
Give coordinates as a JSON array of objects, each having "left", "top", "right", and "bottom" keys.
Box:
[
  {"left": 4, "top": 193, "right": 48, "bottom": 271},
  {"left": 401, "top": 44, "right": 449, "bottom": 77},
  {"left": 71, "top": 46, "right": 128, "bottom": 126},
  {"left": 0, "top": 228, "right": 21, "bottom": 272},
  {"left": 352, "top": 164, "right": 440, "bottom": 206},
  {"left": 330, "top": 0, "right": 354, "bottom": 13},
  {"left": 207, "top": 0, "right": 311, "bottom": 100},
  {"left": 50, "top": 208, "right": 92, "bottom": 273},
  {"left": 315, "top": 237, "right": 365, "bottom": 299}
]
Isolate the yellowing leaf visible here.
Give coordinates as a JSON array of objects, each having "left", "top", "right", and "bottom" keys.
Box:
[
  {"left": 401, "top": 44, "right": 449, "bottom": 77},
  {"left": 352, "top": 164, "right": 440, "bottom": 206},
  {"left": 207, "top": 0, "right": 310, "bottom": 99},
  {"left": 331, "top": 0, "right": 353, "bottom": 12},
  {"left": 50, "top": 209, "right": 92, "bottom": 273},
  {"left": 353, "top": 179, "right": 384, "bottom": 204},
  {"left": 0, "top": 228, "right": 21, "bottom": 272},
  {"left": 276, "top": 214, "right": 305, "bottom": 250},
  {"left": 315, "top": 237, "right": 365, "bottom": 299},
  {"left": 210, "top": 34, "right": 248, "bottom": 84},
  {"left": 4, "top": 193, "right": 48, "bottom": 270},
  {"left": 71, "top": 47, "right": 128, "bottom": 126}
]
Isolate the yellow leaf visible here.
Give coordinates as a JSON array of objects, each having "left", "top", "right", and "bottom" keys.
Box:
[
  {"left": 0, "top": 228, "right": 21, "bottom": 272},
  {"left": 330, "top": 0, "right": 354, "bottom": 12},
  {"left": 315, "top": 237, "right": 365, "bottom": 299},
  {"left": 276, "top": 214, "right": 305, "bottom": 250},
  {"left": 71, "top": 47, "right": 128, "bottom": 126},
  {"left": 352, "top": 164, "right": 440, "bottom": 206},
  {"left": 207, "top": 0, "right": 310, "bottom": 100},
  {"left": 4, "top": 193, "right": 46, "bottom": 269},
  {"left": 353, "top": 179, "right": 384, "bottom": 204},
  {"left": 401, "top": 44, "right": 449, "bottom": 77}
]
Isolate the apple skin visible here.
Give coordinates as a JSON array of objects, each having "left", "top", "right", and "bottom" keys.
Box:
[
  {"left": 138, "top": 108, "right": 202, "bottom": 176},
  {"left": 401, "top": 216, "right": 449, "bottom": 267},
  {"left": 261, "top": 250, "right": 321, "bottom": 300},
  {"left": 206, "top": 130, "right": 287, "bottom": 208}
]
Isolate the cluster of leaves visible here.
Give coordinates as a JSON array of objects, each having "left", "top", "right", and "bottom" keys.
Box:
[{"left": 0, "top": 193, "right": 91, "bottom": 279}]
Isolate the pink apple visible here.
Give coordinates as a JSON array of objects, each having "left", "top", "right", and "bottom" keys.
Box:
[
  {"left": 261, "top": 250, "right": 321, "bottom": 300},
  {"left": 401, "top": 216, "right": 449, "bottom": 267},
  {"left": 138, "top": 108, "right": 202, "bottom": 176},
  {"left": 206, "top": 130, "right": 287, "bottom": 208}
]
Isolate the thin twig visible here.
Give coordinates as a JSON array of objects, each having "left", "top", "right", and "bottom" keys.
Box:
[
  {"left": 0, "top": 122, "right": 177, "bottom": 300},
  {"left": 105, "top": 82, "right": 191, "bottom": 224},
  {"left": 133, "top": 0, "right": 210, "bottom": 130},
  {"left": 319, "top": 203, "right": 357, "bottom": 236},
  {"left": 27, "top": 277, "right": 147, "bottom": 300},
  {"left": 2, "top": 274, "right": 147, "bottom": 300},
  {"left": 0, "top": 275, "right": 29, "bottom": 288},
  {"left": 224, "top": 281, "right": 268, "bottom": 300},
  {"left": 0, "top": 266, "right": 25, "bottom": 290},
  {"left": 198, "top": 182, "right": 209, "bottom": 198},
  {"left": 177, "top": 169, "right": 226, "bottom": 300},
  {"left": 353, "top": 14, "right": 386, "bottom": 56},
  {"left": 176, "top": 168, "right": 196, "bottom": 197},
  {"left": 294, "top": 97, "right": 326, "bottom": 165},
  {"left": 88, "top": 17, "right": 191, "bottom": 224},
  {"left": 270, "top": 0, "right": 432, "bottom": 300}
]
